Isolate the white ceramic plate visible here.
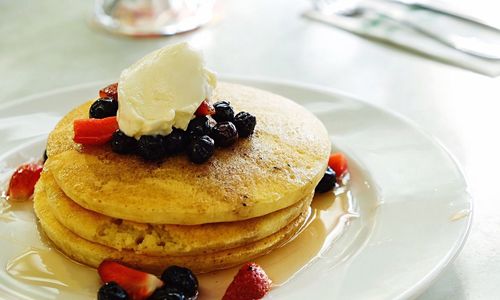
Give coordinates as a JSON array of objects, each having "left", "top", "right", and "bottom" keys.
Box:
[{"left": 0, "top": 77, "right": 472, "bottom": 300}]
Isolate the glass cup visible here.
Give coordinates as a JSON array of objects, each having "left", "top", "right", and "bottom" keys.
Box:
[{"left": 93, "top": 0, "right": 215, "bottom": 37}]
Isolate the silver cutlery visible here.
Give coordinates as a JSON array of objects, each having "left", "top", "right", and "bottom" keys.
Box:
[
  {"left": 389, "top": 0, "right": 500, "bottom": 32},
  {"left": 314, "top": 2, "right": 500, "bottom": 61}
]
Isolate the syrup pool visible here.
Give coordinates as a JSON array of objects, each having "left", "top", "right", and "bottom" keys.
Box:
[
  {"left": 198, "top": 185, "right": 358, "bottom": 300},
  {"left": 0, "top": 177, "right": 357, "bottom": 300}
]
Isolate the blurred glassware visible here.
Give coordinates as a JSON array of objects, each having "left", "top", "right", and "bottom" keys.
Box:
[{"left": 93, "top": 0, "right": 215, "bottom": 37}]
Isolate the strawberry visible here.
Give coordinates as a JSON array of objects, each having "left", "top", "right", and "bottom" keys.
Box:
[
  {"left": 73, "top": 116, "right": 119, "bottom": 145},
  {"left": 7, "top": 163, "right": 43, "bottom": 201},
  {"left": 98, "top": 261, "right": 163, "bottom": 300},
  {"left": 194, "top": 100, "right": 215, "bottom": 117},
  {"left": 328, "top": 152, "right": 348, "bottom": 176},
  {"left": 222, "top": 262, "right": 272, "bottom": 300},
  {"left": 99, "top": 82, "right": 118, "bottom": 101}
]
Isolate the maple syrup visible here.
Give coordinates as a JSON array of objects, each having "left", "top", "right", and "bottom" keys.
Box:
[{"left": 1, "top": 180, "right": 356, "bottom": 300}]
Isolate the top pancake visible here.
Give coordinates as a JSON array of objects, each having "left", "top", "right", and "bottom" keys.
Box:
[{"left": 46, "top": 82, "right": 330, "bottom": 224}]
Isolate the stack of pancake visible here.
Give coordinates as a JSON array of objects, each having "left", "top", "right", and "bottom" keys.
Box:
[{"left": 33, "top": 82, "right": 330, "bottom": 274}]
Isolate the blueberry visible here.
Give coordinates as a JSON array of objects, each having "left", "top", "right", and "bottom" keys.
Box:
[
  {"left": 211, "top": 122, "right": 238, "bottom": 147},
  {"left": 42, "top": 149, "right": 48, "bottom": 163},
  {"left": 315, "top": 166, "right": 336, "bottom": 193},
  {"left": 187, "top": 116, "right": 213, "bottom": 139},
  {"left": 163, "top": 128, "right": 188, "bottom": 154},
  {"left": 89, "top": 98, "right": 118, "bottom": 119},
  {"left": 233, "top": 112, "right": 256, "bottom": 138},
  {"left": 148, "top": 287, "right": 185, "bottom": 300},
  {"left": 136, "top": 135, "right": 166, "bottom": 161},
  {"left": 187, "top": 136, "right": 215, "bottom": 164},
  {"left": 160, "top": 266, "right": 198, "bottom": 298},
  {"left": 212, "top": 101, "right": 234, "bottom": 122},
  {"left": 111, "top": 130, "right": 137, "bottom": 154},
  {"left": 98, "top": 281, "right": 129, "bottom": 300}
]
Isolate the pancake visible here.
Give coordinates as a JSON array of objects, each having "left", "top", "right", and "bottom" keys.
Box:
[
  {"left": 46, "top": 82, "right": 330, "bottom": 225},
  {"left": 45, "top": 100, "right": 90, "bottom": 158},
  {"left": 41, "top": 170, "right": 312, "bottom": 256},
  {"left": 33, "top": 181, "right": 309, "bottom": 274}
]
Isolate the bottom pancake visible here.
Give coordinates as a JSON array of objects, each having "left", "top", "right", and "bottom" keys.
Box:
[
  {"left": 41, "top": 171, "right": 311, "bottom": 256},
  {"left": 33, "top": 183, "right": 310, "bottom": 274}
]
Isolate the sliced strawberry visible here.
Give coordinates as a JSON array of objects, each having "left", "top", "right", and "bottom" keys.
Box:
[
  {"left": 73, "top": 116, "right": 119, "bottom": 145},
  {"left": 7, "top": 163, "right": 43, "bottom": 201},
  {"left": 328, "top": 152, "right": 348, "bottom": 176},
  {"left": 222, "top": 262, "right": 271, "bottom": 300},
  {"left": 98, "top": 261, "right": 163, "bottom": 300},
  {"left": 194, "top": 100, "right": 215, "bottom": 117},
  {"left": 99, "top": 82, "right": 118, "bottom": 101}
]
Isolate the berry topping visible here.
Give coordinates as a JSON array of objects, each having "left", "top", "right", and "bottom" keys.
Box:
[
  {"left": 98, "top": 281, "right": 129, "bottom": 300},
  {"left": 73, "top": 116, "right": 119, "bottom": 145},
  {"left": 212, "top": 101, "right": 235, "bottom": 122},
  {"left": 111, "top": 130, "right": 137, "bottom": 154},
  {"left": 163, "top": 128, "right": 188, "bottom": 155},
  {"left": 98, "top": 261, "right": 163, "bottom": 300},
  {"left": 233, "top": 112, "right": 256, "bottom": 138},
  {"left": 328, "top": 152, "right": 348, "bottom": 176},
  {"left": 160, "top": 266, "right": 198, "bottom": 298},
  {"left": 222, "top": 262, "right": 271, "bottom": 300},
  {"left": 89, "top": 98, "right": 119, "bottom": 119},
  {"left": 194, "top": 100, "right": 215, "bottom": 117},
  {"left": 137, "top": 135, "right": 166, "bottom": 161},
  {"left": 148, "top": 287, "right": 185, "bottom": 300},
  {"left": 187, "top": 116, "right": 213, "bottom": 138},
  {"left": 315, "top": 166, "right": 336, "bottom": 193},
  {"left": 187, "top": 135, "right": 215, "bottom": 164},
  {"left": 7, "top": 163, "right": 43, "bottom": 201},
  {"left": 100, "top": 83, "right": 119, "bottom": 101},
  {"left": 211, "top": 122, "right": 238, "bottom": 147}
]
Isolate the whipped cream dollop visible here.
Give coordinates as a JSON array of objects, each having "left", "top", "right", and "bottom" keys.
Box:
[{"left": 117, "top": 42, "right": 217, "bottom": 138}]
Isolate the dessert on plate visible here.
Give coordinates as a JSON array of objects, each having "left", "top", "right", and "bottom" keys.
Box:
[{"left": 32, "top": 42, "right": 332, "bottom": 277}]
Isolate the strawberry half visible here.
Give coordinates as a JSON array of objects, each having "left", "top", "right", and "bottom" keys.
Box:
[
  {"left": 73, "top": 116, "right": 119, "bottom": 145},
  {"left": 99, "top": 82, "right": 118, "bottom": 101},
  {"left": 222, "top": 262, "right": 272, "bottom": 300},
  {"left": 7, "top": 163, "right": 43, "bottom": 201},
  {"left": 98, "top": 261, "right": 163, "bottom": 300},
  {"left": 328, "top": 152, "right": 348, "bottom": 176},
  {"left": 195, "top": 100, "right": 215, "bottom": 117}
]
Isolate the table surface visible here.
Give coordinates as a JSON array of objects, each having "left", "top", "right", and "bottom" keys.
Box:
[{"left": 1, "top": 0, "right": 499, "bottom": 299}]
